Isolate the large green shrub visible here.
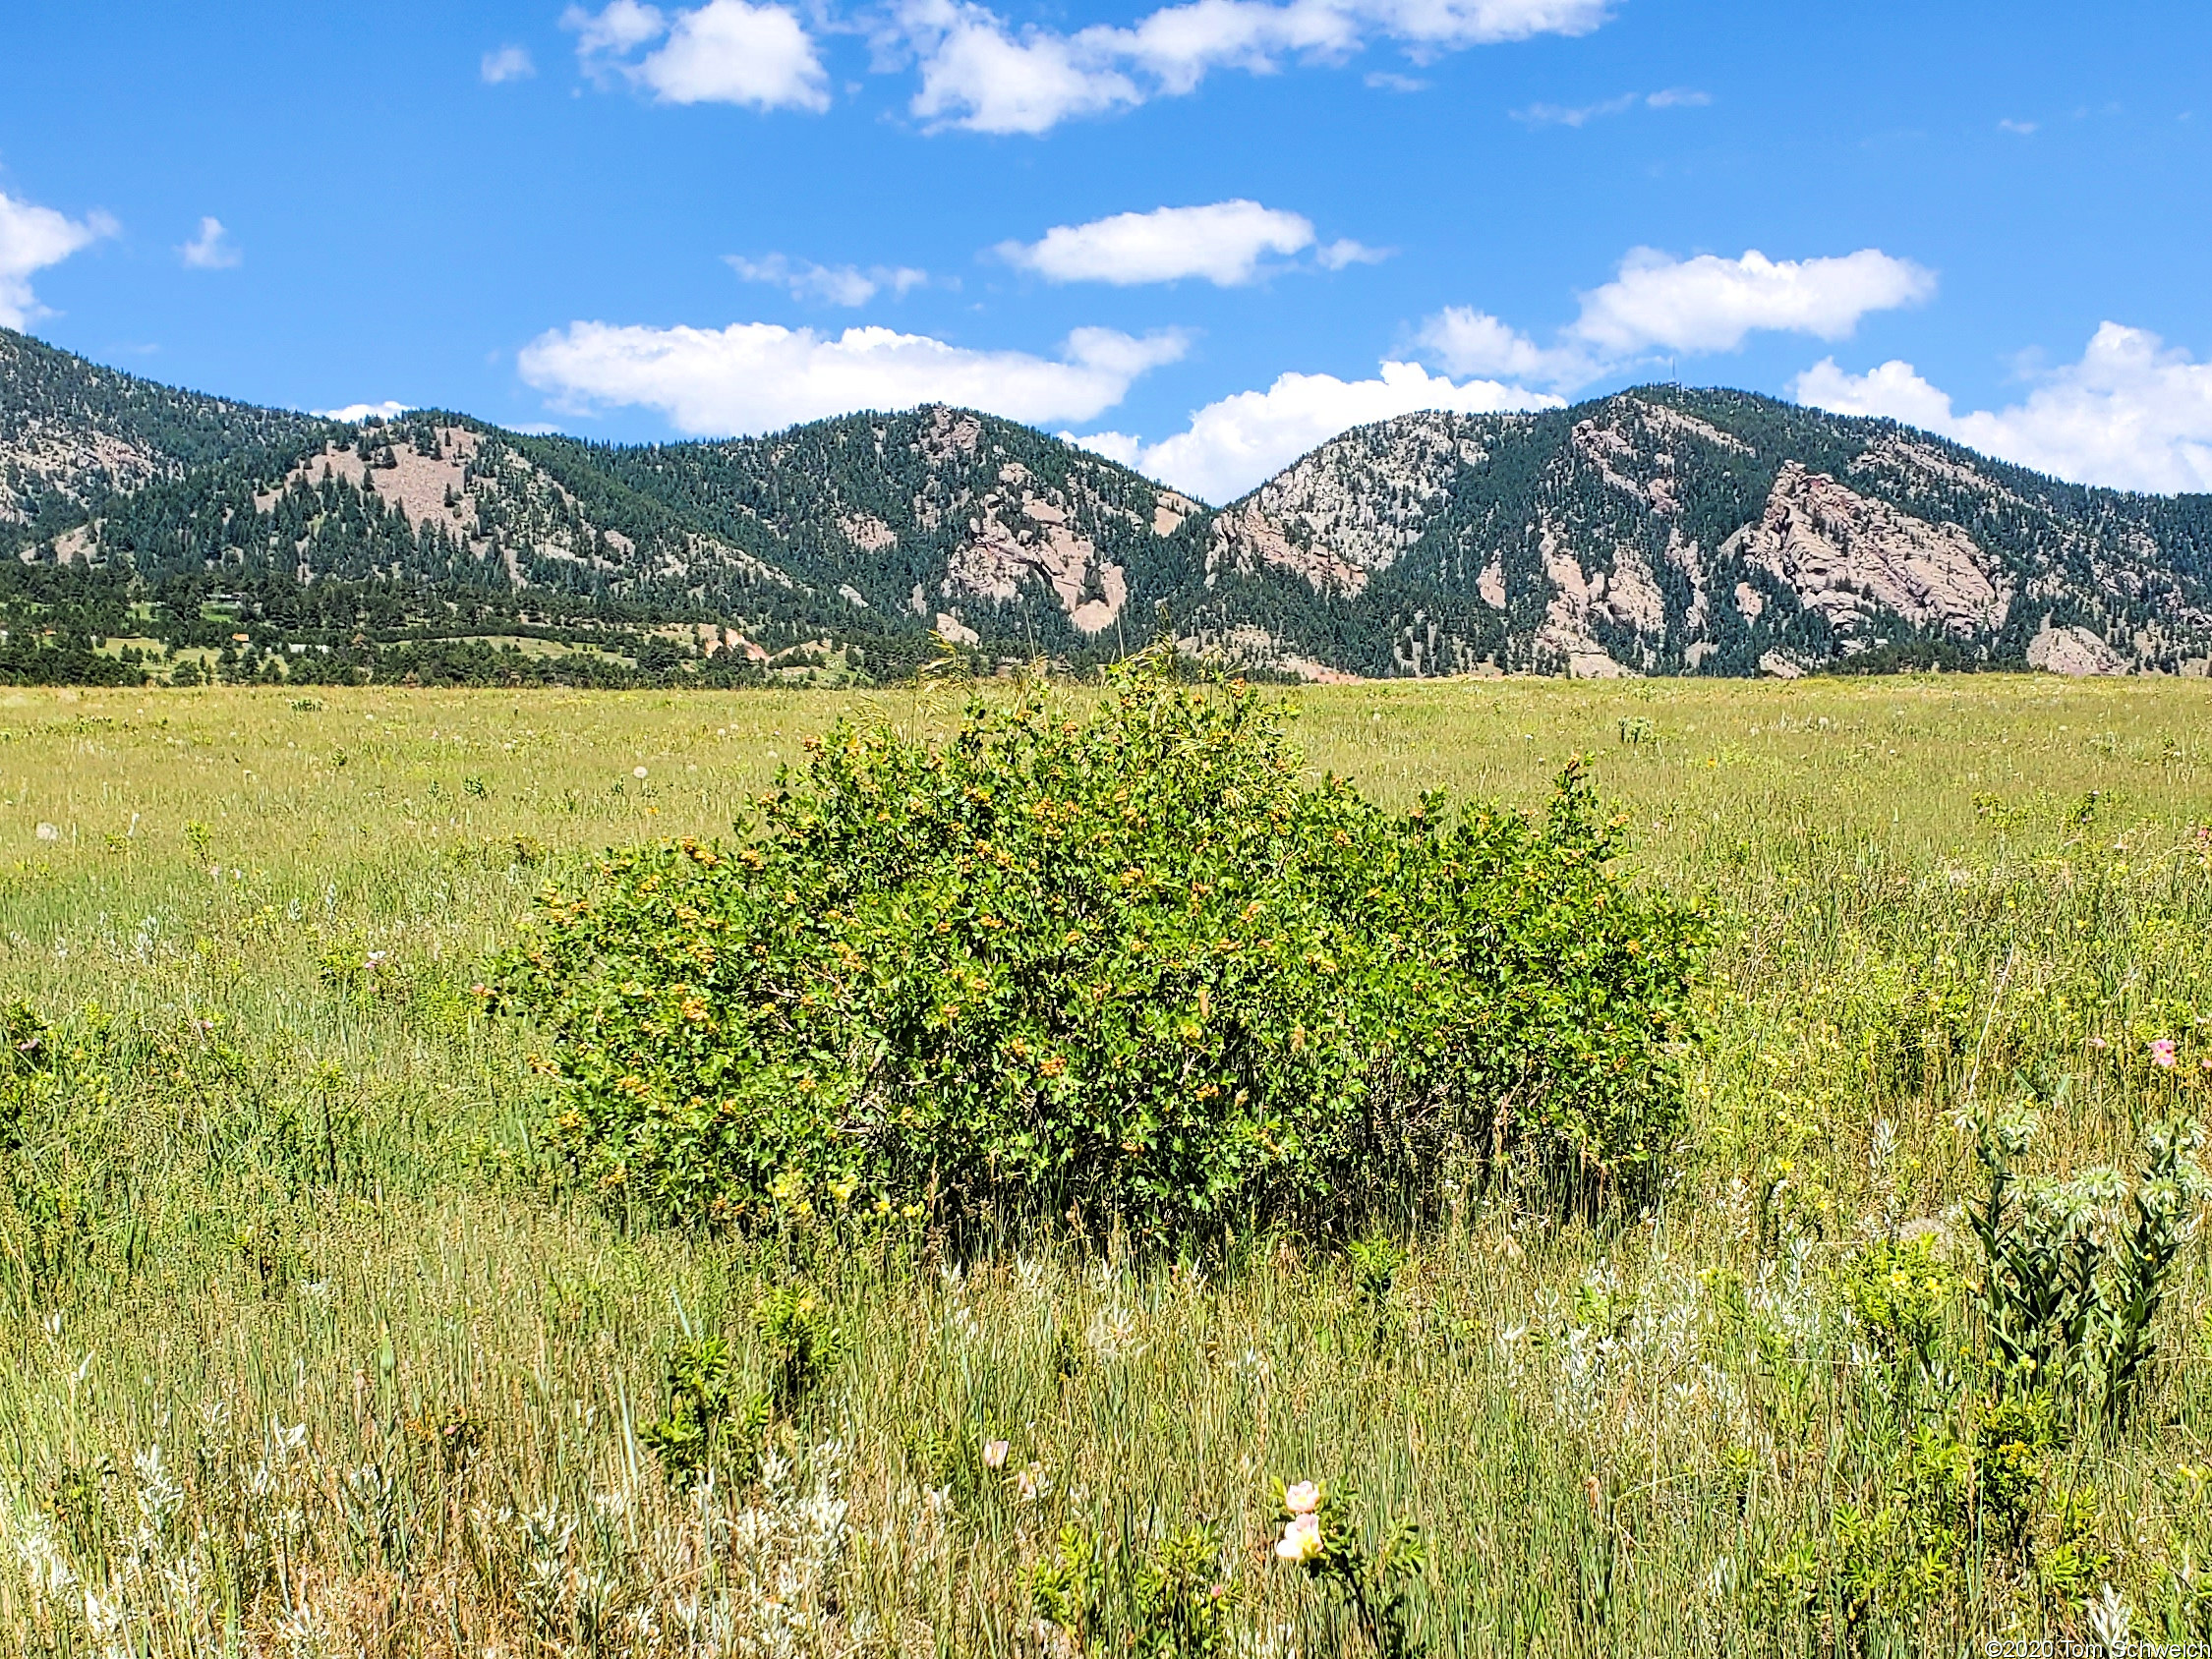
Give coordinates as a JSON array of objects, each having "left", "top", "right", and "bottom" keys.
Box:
[{"left": 499, "top": 663, "right": 1704, "bottom": 1240}]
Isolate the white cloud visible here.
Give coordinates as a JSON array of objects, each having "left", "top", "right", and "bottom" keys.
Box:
[
  {"left": 482, "top": 44, "right": 538, "bottom": 83},
  {"left": 564, "top": 0, "right": 667, "bottom": 58},
  {"left": 1316, "top": 238, "right": 1387, "bottom": 269},
  {"left": 903, "top": 0, "right": 1141, "bottom": 134},
  {"left": 1419, "top": 306, "right": 1598, "bottom": 386},
  {"left": 1073, "top": 359, "right": 1560, "bottom": 502},
  {"left": 1567, "top": 248, "right": 1935, "bottom": 358},
  {"left": 1420, "top": 246, "right": 1932, "bottom": 390},
  {"left": 999, "top": 200, "right": 1322, "bottom": 286},
  {"left": 640, "top": 0, "right": 830, "bottom": 107},
  {"left": 1790, "top": 358, "right": 1956, "bottom": 432},
  {"left": 728, "top": 254, "right": 928, "bottom": 306},
  {"left": 518, "top": 317, "right": 1188, "bottom": 432},
  {"left": 1793, "top": 323, "right": 2212, "bottom": 494},
  {"left": 1998, "top": 117, "right": 2037, "bottom": 136},
  {"left": 1064, "top": 242, "right": 1930, "bottom": 506},
  {"left": 1364, "top": 70, "right": 1426, "bottom": 91},
  {"left": 1508, "top": 79, "right": 1707, "bottom": 122},
  {"left": 0, "top": 192, "right": 117, "bottom": 329},
  {"left": 900, "top": 0, "right": 1610, "bottom": 134},
  {"left": 564, "top": 0, "right": 830, "bottom": 112},
  {"left": 317, "top": 401, "right": 411, "bottom": 423},
  {"left": 1512, "top": 90, "right": 1635, "bottom": 126},
  {"left": 1072, "top": 429, "right": 1146, "bottom": 467},
  {"left": 179, "top": 216, "right": 242, "bottom": 271}
]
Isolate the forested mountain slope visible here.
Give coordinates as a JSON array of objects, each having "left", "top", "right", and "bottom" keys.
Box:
[
  {"left": 0, "top": 329, "right": 324, "bottom": 534},
  {"left": 1196, "top": 390, "right": 2212, "bottom": 678},
  {"left": 2, "top": 327, "right": 2208, "bottom": 683}
]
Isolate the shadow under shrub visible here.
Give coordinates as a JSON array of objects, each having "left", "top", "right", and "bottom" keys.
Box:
[{"left": 498, "top": 661, "right": 1705, "bottom": 1242}]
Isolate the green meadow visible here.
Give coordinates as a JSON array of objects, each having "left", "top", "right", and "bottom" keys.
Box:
[{"left": 0, "top": 672, "right": 2208, "bottom": 1657}]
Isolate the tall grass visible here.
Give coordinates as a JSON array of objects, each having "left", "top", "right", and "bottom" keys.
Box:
[{"left": 0, "top": 675, "right": 2207, "bottom": 1655}]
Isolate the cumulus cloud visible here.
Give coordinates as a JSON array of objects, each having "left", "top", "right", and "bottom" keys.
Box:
[
  {"left": 728, "top": 254, "right": 928, "bottom": 306},
  {"left": 482, "top": 44, "right": 538, "bottom": 83},
  {"left": 1421, "top": 247, "right": 1936, "bottom": 391},
  {"left": 0, "top": 192, "right": 117, "bottom": 329},
  {"left": 1568, "top": 247, "right": 1935, "bottom": 357},
  {"left": 316, "top": 401, "right": 411, "bottom": 423},
  {"left": 1793, "top": 323, "right": 2212, "bottom": 494},
  {"left": 999, "top": 200, "right": 1359, "bottom": 286},
  {"left": 900, "top": 0, "right": 1611, "bottom": 135},
  {"left": 904, "top": 0, "right": 1141, "bottom": 133},
  {"left": 179, "top": 217, "right": 242, "bottom": 270},
  {"left": 518, "top": 317, "right": 1188, "bottom": 432},
  {"left": 563, "top": 0, "right": 830, "bottom": 111},
  {"left": 1790, "top": 358, "right": 1956, "bottom": 433},
  {"left": 1419, "top": 307, "right": 1598, "bottom": 387},
  {"left": 1511, "top": 86, "right": 1707, "bottom": 127},
  {"left": 1073, "top": 360, "right": 1561, "bottom": 503}
]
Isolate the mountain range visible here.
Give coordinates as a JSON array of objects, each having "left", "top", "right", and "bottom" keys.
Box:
[{"left": 5, "top": 325, "right": 2209, "bottom": 685}]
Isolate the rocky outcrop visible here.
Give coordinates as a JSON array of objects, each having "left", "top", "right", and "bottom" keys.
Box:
[
  {"left": 941, "top": 514, "right": 1128, "bottom": 635},
  {"left": 2026, "top": 620, "right": 2130, "bottom": 676},
  {"left": 0, "top": 424, "right": 168, "bottom": 524},
  {"left": 1721, "top": 463, "right": 2012, "bottom": 643},
  {"left": 914, "top": 407, "right": 983, "bottom": 463},
  {"left": 1152, "top": 491, "right": 1199, "bottom": 536},
  {"left": 933, "top": 461, "right": 1135, "bottom": 634},
  {"left": 1532, "top": 529, "right": 1633, "bottom": 677},
  {"left": 839, "top": 513, "right": 898, "bottom": 551},
  {"left": 1206, "top": 502, "right": 1372, "bottom": 596}
]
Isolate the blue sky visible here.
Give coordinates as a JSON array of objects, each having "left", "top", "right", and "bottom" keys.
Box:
[{"left": 4, "top": 0, "right": 2210, "bottom": 502}]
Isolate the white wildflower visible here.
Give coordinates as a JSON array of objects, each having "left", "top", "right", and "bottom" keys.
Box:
[
  {"left": 1085, "top": 1303, "right": 1144, "bottom": 1362},
  {"left": 2086, "top": 1583, "right": 2130, "bottom": 1651},
  {"left": 133, "top": 1444, "right": 184, "bottom": 1535},
  {"left": 14, "top": 1514, "right": 77, "bottom": 1598}
]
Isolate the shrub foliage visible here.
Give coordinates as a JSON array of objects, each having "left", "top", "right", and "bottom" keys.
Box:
[{"left": 501, "top": 663, "right": 1703, "bottom": 1239}]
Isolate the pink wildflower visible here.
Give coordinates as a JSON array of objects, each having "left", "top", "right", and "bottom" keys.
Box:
[{"left": 1275, "top": 1513, "right": 1322, "bottom": 1563}]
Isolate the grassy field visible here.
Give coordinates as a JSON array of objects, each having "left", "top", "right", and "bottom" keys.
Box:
[{"left": 0, "top": 672, "right": 2208, "bottom": 1657}]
